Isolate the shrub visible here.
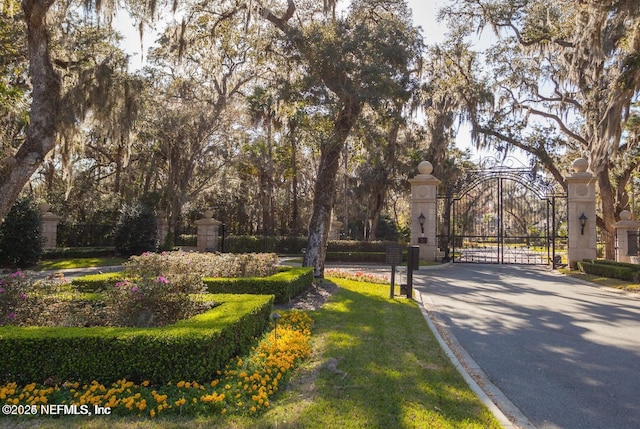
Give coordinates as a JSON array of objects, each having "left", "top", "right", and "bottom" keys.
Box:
[
  {"left": 0, "top": 270, "right": 69, "bottom": 326},
  {"left": 43, "top": 247, "right": 116, "bottom": 259},
  {"left": 0, "top": 311, "right": 312, "bottom": 418},
  {"left": 71, "top": 272, "right": 126, "bottom": 292},
  {"left": 124, "top": 251, "right": 279, "bottom": 280},
  {"left": 326, "top": 240, "right": 399, "bottom": 253},
  {"left": 576, "top": 260, "right": 636, "bottom": 281},
  {"left": 0, "top": 196, "right": 43, "bottom": 268},
  {"left": 0, "top": 294, "right": 274, "bottom": 385},
  {"left": 112, "top": 202, "right": 158, "bottom": 256},
  {"left": 204, "top": 267, "right": 313, "bottom": 303},
  {"left": 103, "top": 276, "right": 213, "bottom": 327}
]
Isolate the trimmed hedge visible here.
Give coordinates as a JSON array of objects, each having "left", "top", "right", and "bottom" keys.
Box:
[
  {"left": 326, "top": 240, "right": 400, "bottom": 253},
  {"left": 204, "top": 267, "right": 314, "bottom": 303},
  {"left": 0, "top": 294, "right": 273, "bottom": 385},
  {"left": 71, "top": 272, "right": 126, "bottom": 292},
  {"left": 43, "top": 247, "right": 116, "bottom": 259},
  {"left": 576, "top": 260, "right": 637, "bottom": 281},
  {"left": 325, "top": 250, "right": 410, "bottom": 263},
  {"left": 71, "top": 267, "right": 314, "bottom": 301},
  {"left": 325, "top": 252, "right": 387, "bottom": 263},
  {"left": 583, "top": 259, "right": 640, "bottom": 272}
]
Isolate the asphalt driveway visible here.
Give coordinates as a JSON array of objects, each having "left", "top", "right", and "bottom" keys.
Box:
[{"left": 414, "top": 264, "right": 640, "bottom": 429}]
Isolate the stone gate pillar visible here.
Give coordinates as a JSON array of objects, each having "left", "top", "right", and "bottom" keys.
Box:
[
  {"left": 566, "top": 158, "right": 597, "bottom": 267},
  {"left": 409, "top": 161, "right": 440, "bottom": 262},
  {"left": 328, "top": 216, "right": 343, "bottom": 240},
  {"left": 39, "top": 202, "right": 60, "bottom": 249},
  {"left": 195, "top": 210, "right": 222, "bottom": 252},
  {"left": 156, "top": 216, "right": 169, "bottom": 246},
  {"left": 615, "top": 210, "right": 639, "bottom": 263}
]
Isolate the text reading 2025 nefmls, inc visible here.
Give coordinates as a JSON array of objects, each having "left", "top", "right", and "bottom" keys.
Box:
[{"left": 2, "top": 404, "right": 112, "bottom": 416}]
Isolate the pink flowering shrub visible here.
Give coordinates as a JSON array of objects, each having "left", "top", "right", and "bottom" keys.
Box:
[
  {"left": 107, "top": 251, "right": 278, "bottom": 327},
  {"left": 104, "top": 274, "right": 213, "bottom": 327},
  {"left": 124, "top": 251, "right": 279, "bottom": 279},
  {"left": 0, "top": 271, "right": 69, "bottom": 326},
  {"left": 324, "top": 268, "right": 390, "bottom": 284}
]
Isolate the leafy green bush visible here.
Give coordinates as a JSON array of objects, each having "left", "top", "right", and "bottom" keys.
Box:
[
  {"left": 71, "top": 272, "right": 126, "bottom": 292},
  {"left": 0, "top": 196, "right": 43, "bottom": 268},
  {"left": 43, "top": 247, "right": 116, "bottom": 259},
  {"left": 0, "top": 294, "right": 273, "bottom": 385},
  {"left": 576, "top": 260, "right": 636, "bottom": 281},
  {"left": 325, "top": 251, "right": 387, "bottom": 263},
  {"left": 112, "top": 202, "right": 158, "bottom": 256},
  {"left": 326, "top": 240, "right": 400, "bottom": 252},
  {"left": 203, "top": 267, "right": 314, "bottom": 303},
  {"left": 224, "top": 235, "right": 276, "bottom": 253}
]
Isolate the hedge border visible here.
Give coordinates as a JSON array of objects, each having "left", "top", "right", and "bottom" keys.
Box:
[
  {"left": 576, "top": 260, "right": 637, "bottom": 281},
  {"left": 0, "top": 294, "right": 273, "bottom": 385},
  {"left": 203, "top": 267, "right": 314, "bottom": 303}
]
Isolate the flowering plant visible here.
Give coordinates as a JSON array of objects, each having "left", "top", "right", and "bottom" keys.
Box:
[
  {"left": 325, "top": 268, "right": 389, "bottom": 284},
  {"left": 124, "top": 251, "right": 279, "bottom": 280},
  {"left": 0, "top": 270, "right": 68, "bottom": 325},
  {"left": 104, "top": 274, "right": 213, "bottom": 327}
]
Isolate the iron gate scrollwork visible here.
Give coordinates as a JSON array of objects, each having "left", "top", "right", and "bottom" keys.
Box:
[{"left": 437, "top": 156, "right": 567, "bottom": 267}]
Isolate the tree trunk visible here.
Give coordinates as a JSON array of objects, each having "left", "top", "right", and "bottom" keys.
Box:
[
  {"left": 0, "top": 0, "right": 59, "bottom": 222},
  {"left": 303, "top": 100, "right": 361, "bottom": 276},
  {"left": 597, "top": 166, "right": 617, "bottom": 260}
]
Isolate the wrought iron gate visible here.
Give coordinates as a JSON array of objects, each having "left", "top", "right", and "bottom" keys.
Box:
[{"left": 437, "top": 157, "right": 567, "bottom": 267}]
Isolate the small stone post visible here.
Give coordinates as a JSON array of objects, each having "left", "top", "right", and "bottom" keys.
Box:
[
  {"left": 408, "top": 161, "right": 440, "bottom": 262},
  {"left": 329, "top": 216, "right": 343, "bottom": 240},
  {"left": 615, "top": 210, "right": 639, "bottom": 263},
  {"left": 156, "top": 216, "right": 169, "bottom": 246},
  {"left": 195, "top": 210, "right": 222, "bottom": 252},
  {"left": 566, "top": 158, "right": 597, "bottom": 266},
  {"left": 39, "top": 202, "right": 60, "bottom": 250}
]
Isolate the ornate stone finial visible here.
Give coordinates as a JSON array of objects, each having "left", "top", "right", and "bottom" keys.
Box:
[
  {"left": 203, "top": 210, "right": 214, "bottom": 218},
  {"left": 38, "top": 202, "right": 50, "bottom": 213},
  {"left": 620, "top": 210, "right": 632, "bottom": 221},
  {"left": 572, "top": 158, "right": 589, "bottom": 173},
  {"left": 418, "top": 161, "right": 433, "bottom": 175}
]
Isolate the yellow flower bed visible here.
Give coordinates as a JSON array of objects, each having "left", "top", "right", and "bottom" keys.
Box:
[{"left": 0, "top": 311, "right": 312, "bottom": 419}]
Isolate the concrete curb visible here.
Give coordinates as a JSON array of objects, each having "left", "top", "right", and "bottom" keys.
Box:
[{"left": 415, "top": 290, "right": 536, "bottom": 429}]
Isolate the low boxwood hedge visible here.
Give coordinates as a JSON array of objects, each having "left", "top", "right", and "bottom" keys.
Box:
[
  {"left": 203, "top": 267, "right": 314, "bottom": 303},
  {"left": 576, "top": 260, "right": 637, "bottom": 281},
  {"left": 0, "top": 294, "right": 273, "bottom": 385},
  {"left": 43, "top": 247, "right": 116, "bottom": 259},
  {"left": 71, "top": 272, "right": 127, "bottom": 292},
  {"left": 583, "top": 259, "right": 640, "bottom": 272},
  {"left": 325, "top": 251, "right": 410, "bottom": 263}
]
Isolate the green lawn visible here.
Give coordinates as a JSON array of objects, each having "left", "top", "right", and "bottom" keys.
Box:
[
  {"left": 33, "top": 257, "right": 127, "bottom": 271},
  {"left": 2, "top": 276, "right": 501, "bottom": 428}
]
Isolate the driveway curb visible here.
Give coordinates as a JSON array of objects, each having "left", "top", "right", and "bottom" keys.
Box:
[{"left": 415, "top": 290, "right": 536, "bottom": 429}]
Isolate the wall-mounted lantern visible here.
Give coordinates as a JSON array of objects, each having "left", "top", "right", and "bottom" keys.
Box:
[
  {"left": 418, "top": 212, "right": 427, "bottom": 243},
  {"left": 579, "top": 213, "right": 587, "bottom": 235}
]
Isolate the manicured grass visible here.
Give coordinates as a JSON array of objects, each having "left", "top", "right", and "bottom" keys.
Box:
[
  {"left": 560, "top": 268, "right": 640, "bottom": 292},
  {"left": 34, "top": 257, "right": 127, "bottom": 271},
  {"left": 0, "top": 277, "right": 501, "bottom": 428}
]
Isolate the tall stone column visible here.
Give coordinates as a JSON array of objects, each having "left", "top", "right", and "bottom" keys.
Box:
[
  {"left": 195, "top": 210, "right": 222, "bottom": 252},
  {"left": 566, "top": 158, "right": 597, "bottom": 266},
  {"left": 615, "top": 210, "right": 639, "bottom": 263},
  {"left": 409, "top": 161, "right": 440, "bottom": 262},
  {"left": 39, "top": 202, "right": 60, "bottom": 249}
]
